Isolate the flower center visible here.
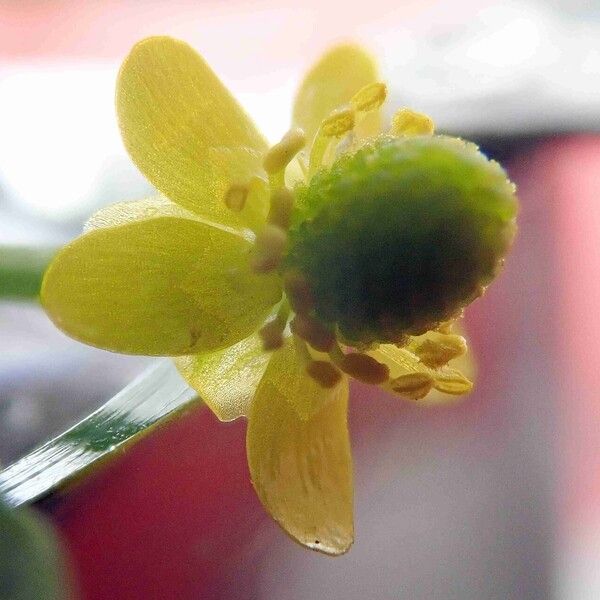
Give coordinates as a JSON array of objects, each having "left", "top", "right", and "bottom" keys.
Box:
[
  {"left": 285, "top": 135, "right": 518, "bottom": 346},
  {"left": 223, "top": 85, "right": 516, "bottom": 392}
]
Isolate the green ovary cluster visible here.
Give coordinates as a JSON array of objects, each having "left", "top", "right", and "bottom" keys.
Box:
[{"left": 284, "top": 135, "right": 518, "bottom": 346}]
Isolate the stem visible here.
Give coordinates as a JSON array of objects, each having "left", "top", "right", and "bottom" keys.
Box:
[{"left": 0, "top": 245, "right": 59, "bottom": 300}]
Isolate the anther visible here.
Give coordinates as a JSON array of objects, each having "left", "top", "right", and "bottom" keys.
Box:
[
  {"left": 351, "top": 82, "right": 387, "bottom": 113},
  {"left": 409, "top": 332, "right": 467, "bottom": 368},
  {"left": 337, "top": 352, "right": 389, "bottom": 385},
  {"left": 390, "top": 373, "right": 434, "bottom": 400},
  {"left": 390, "top": 108, "right": 435, "bottom": 136},
  {"left": 259, "top": 301, "right": 290, "bottom": 351},
  {"left": 290, "top": 314, "right": 335, "bottom": 352},
  {"left": 267, "top": 187, "right": 295, "bottom": 230},
  {"left": 433, "top": 371, "right": 473, "bottom": 395},
  {"left": 321, "top": 108, "right": 355, "bottom": 137},
  {"left": 251, "top": 225, "right": 287, "bottom": 273},
  {"left": 259, "top": 320, "right": 284, "bottom": 350},
  {"left": 263, "top": 128, "right": 306, "bottom": 175},
  {"left": 283, "top": 270, "right": 314, "bottom": 315},
  {"left": 306, "top": 360, "right": 342, "bottom": 389},
  {"left": 259, "top": 323, "right": 283, "bottom": 352},
  {"left": 224, "top": 183, "right": 249, "bottom": 212}
]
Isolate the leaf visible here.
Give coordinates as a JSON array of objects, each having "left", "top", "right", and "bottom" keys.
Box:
[
  {"left": 0, "top": 360, "right": 198, "bottom": 507},
  {"left": 0, "top": 245, "right": 58, "bottom": 300},
  {"left": 0, "top": 495, "right": 71, "bottom": 599}
]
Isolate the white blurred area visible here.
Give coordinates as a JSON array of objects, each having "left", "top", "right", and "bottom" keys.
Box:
[
  {"left": 380, "top": 2, "right": 600, "bottom": 134},
  {"left": 0, "top": 64, "right": 294, "bottom": 228},
  {"left": 0, "top": 65, "right": 152, "bottom": 230}
]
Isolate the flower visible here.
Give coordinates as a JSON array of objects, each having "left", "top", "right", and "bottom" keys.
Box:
[{"left": 42, "top": 37, "right": 517, "bottom": 555}]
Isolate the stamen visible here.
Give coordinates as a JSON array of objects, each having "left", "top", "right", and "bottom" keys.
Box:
[
  {"left": 224, "top": 183, "right": 249, "bottom": 212},
  {"left": 350, "top": 82, "right": 387, "bottom": 113},
  {"left": 259, "top": 320, "right": 284, "bottom": 350},
  {"left": 263, "top": 128, "right": 306, "bottom": 176},
  {"left": 389, "top": 373, "right": 434, "bottom": 400},
  {"left": 321, "top": 108, "right": 356, "bottom": 137},
  {"left": 308, "top": 108, "right": 356, "bottom": 175},
  {"left": 283, "top": 270, "right": 314, "bottom": 315},
  {"left": 335, "top": 131, "right": 356, "bottom": 160},
  {"left": 390, "top": 108, "right": 435, "bottom": 136},
  {"left": 251, "top": 225, "right": 287, "bottom": 273},
  {"left": 259, "top": 302, "right": 290, "bottom": 351},
  {"left": 336, "top": 351, "right": 390, "bottom": 385},
  {"left": 296, "top": 154, "right": 309, "bottom": 179},
  {"left": 408, "top": 332, "right": 467, "bottom": 368},
  {"left": 267, "top": 187, "right": 295, "bottom": 230},
  {"left": 306, "top": 360, "right": 342, "bottom": 389},
  {"left": 290, "top": 314, "right": 335, "bottom": 352},
  {"left": 293, "top": 334, "right": 342, "bottom": 388},
  {"left": 433, "top": 371, "right": 473, "bottom": 395}
]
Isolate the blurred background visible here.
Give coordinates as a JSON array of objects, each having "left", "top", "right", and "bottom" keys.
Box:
[{"left": 1, "top": 0, "right": 599, "bottom": 598}]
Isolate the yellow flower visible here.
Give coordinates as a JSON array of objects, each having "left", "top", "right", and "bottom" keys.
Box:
[{"left": 41, "top": 37, "right": 517, "bottom": 555}]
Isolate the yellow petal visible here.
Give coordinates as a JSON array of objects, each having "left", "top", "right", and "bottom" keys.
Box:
[
  {"left": 293, "top": 44, "right": 381, "bottom": 143},
  {"left": 42, "top": 217, "right": 281, "bottom": 356},
  {"left": 117, "top": 36, "right": 269, "bottom": 229},
  {"left": 258, "top": 337, "right": 345, "bottom": 420},
  {"left": 83, "top": 196, "right": 195, "bottom": 232},
  {"left": 175, "top": 331, "right": 270, "bottom": 421},
  {"left": 247, "top": 367, "right": 353, "bottom": 555}
]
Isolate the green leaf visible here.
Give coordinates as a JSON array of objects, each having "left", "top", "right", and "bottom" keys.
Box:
[
  {"left": 0, "top": 495, "right": 70, "bottom": 599},
  {"left": 0, "top": 245, "right": 58, "bottom": 300},
  {"left": 0, "top": 360, "right": 198, "bottom": 507}
]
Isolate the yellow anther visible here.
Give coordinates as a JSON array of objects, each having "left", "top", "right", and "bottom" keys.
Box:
[
  {"left": 390, "top": 373, "right": 434, "bottom": 400},
  {"left": 224, "top": 183, "right": 249, "bottom": 212},
  {"left": 251, "top": 224, "right": 287, "bottom": 273},
  {"left": 321, "top": 108, "right": 355, "bottom": 137},
  {"left": 290, "top": 314, "right": 335, "bottom": 352},
  {"left": 337, "top": 352, "right": 389, "bottom": 385},
  {"left": 390, "top": 108, "right": 435, "bottom": 136},
  {"left": 409, "top": 332, "right": 467, "bottom": 368},
  {"left": 306, "top": 360, "right": 342, "bottom": 389},
  {"left": 283, "top": 270, "right": 314, "bottom": 315},
  {"left": 263, "top": 128, "right": 306, "bottom": 175},
  {"left": 351, "top": 82, "right": 387, "bottom": 113},
  {"left": 267, "top": 187, "right": 295, "bottom": 230},
  {"left": 433, "top": 371, "right": 473, "bottom": 395}
]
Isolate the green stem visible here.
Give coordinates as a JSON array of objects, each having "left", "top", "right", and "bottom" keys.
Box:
[{"left": 0, "top": 245, "right": 59, "bottom": 300}]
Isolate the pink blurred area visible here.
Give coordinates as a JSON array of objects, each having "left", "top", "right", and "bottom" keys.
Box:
[
  {"left": 0, "top": 0, "right": 479, "bottom": 61},
  {"left": 1, "top": 1, "right": 600, "bottom": 599}
]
